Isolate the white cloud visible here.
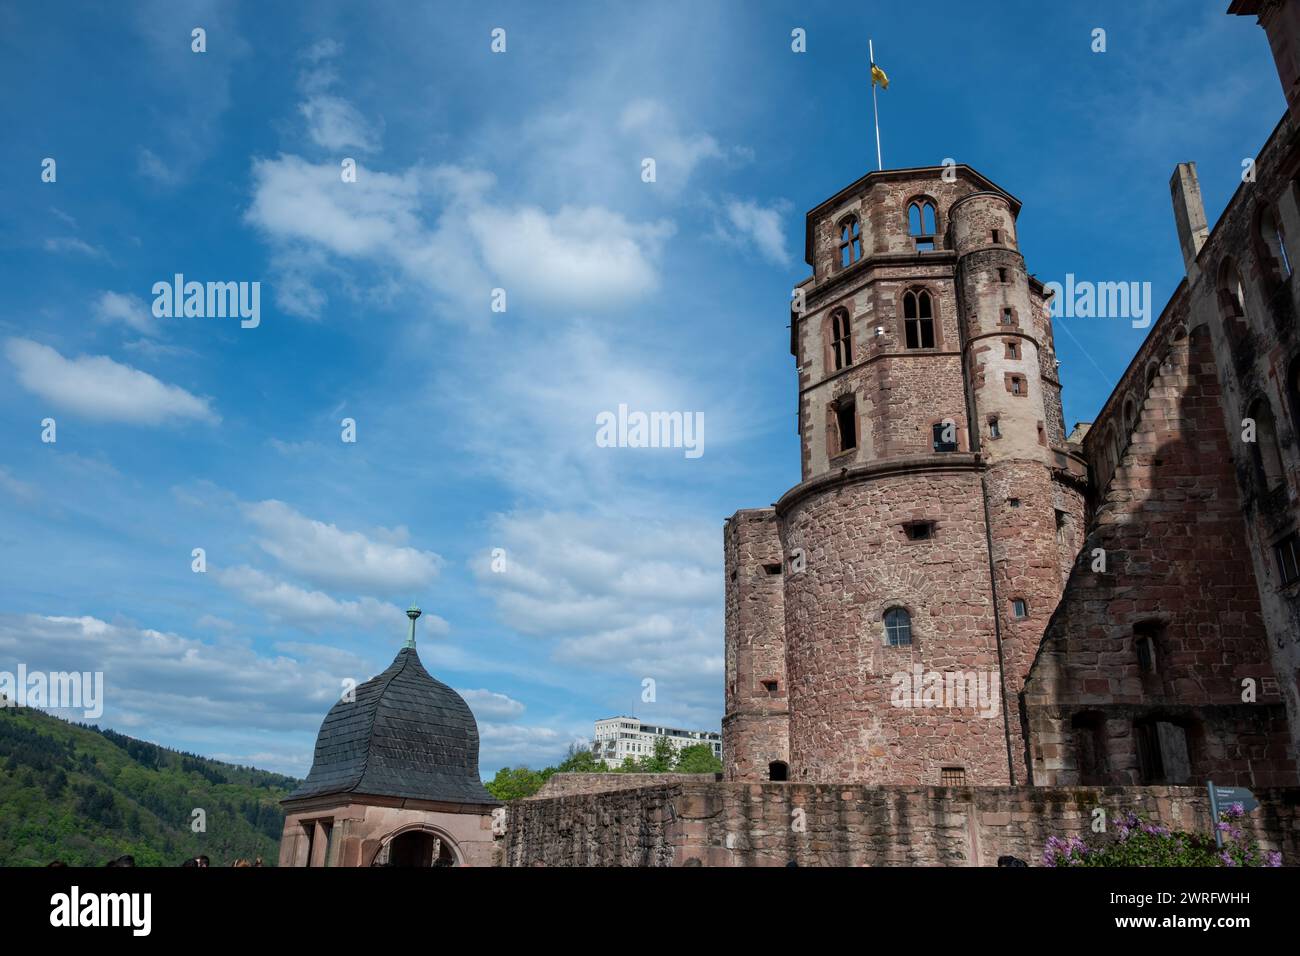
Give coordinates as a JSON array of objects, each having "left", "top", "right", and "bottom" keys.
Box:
[
  {"left": 43, "top": 237, "right": 105, "bottom": 258},
  {"left": 245, "top": 155, "right": 670, "bottom": 314},
  {"left": 241, "top": 499, "right": 444, "bottom": 593},
  {"left": 716, "top": 199, "right": 791, "bottom": 266},
  {"left": 216, "top": 564, "right": 448, "bottom": 636},
  {"left": 618, "top": 98, "right": 725, "bottom": 193},
  {"left": 300, "top": 94, "right": 381, "bottom": 152},
  {"left": 4, "top": 338, "right": 218, "bottom": 425},
  {"left": 94, "top": 291, "right": 157, "bottom": 336},
  {"left": 458, "top": 688, "right": 526, "bottom": 721},
  {"left": 473, "top": 509, "right": 722, "bottom": 721}
]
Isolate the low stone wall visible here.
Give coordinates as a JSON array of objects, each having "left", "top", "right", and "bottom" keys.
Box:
[
  {"left": 527, "top": 773, "right": 721, "bottom": 799},
  {"left": 499, "top": 782, "right": 1300, "bottom": 866}
]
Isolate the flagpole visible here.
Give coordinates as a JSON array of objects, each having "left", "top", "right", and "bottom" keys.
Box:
[{"left": 869, "top": 39, "right": 883, "bottom": 171}]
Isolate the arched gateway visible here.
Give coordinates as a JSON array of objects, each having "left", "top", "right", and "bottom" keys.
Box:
[{"left": 278, "top": 607, "right": 499, "bottom": 867}]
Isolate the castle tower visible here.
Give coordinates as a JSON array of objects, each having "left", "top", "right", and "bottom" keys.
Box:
[{"left": 722, "top": 166, "right": 1087, "bottom": 786}]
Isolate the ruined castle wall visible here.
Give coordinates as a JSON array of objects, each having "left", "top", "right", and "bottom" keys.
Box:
[
  {"left": 500, "top": 781, "right": 1300, "bottom": 867},
  {"left": 1025, "top": 322, "right": 1296, "bottom": 787}
]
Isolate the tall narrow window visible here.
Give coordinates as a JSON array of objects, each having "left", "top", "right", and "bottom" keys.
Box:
[
  {"left": 1005, "top": 341, "right": 1018, "bottom": 359},
  {"left": 1275, "top": 533, "right": 1300, "bottom": 586},
  {"left": 830, "top": 309, "right": 852, "bottom": 370},
  {"left": 1010, "top": 376, "right": 1024, "bottom": 395},
  {"left": 903, "top": 289, "right": 935, "bottom": 348},
  {"left": 1259, "top": 205, "right": 1293, "bottom": 279},
  {"left": 908, "top": 200, "right": 937, "bottom": 251},
  {"left": 1249, "top": 398, "right": 1285, "bottom": 490},
  {"left": 834, "top": 397, "right": 857, "bottom": 453},
  {"left": 991, "top": 229, "right": 1001, "bottom": 245},
  {"left": 884, "top": 607, "right": 912, "bottom": 646},
  {"left": 1134, "top": 621, "right": 1162, "bottom": 675},
  {"left": 1000, "top": 307, "right": 1014, "bottom": 326},
  {"left": 988, "top": 417, "right": 1001, "bottom": 439},
  {"left": 1218, "top": 259, "right": 1248, "bottom": 343},
  {"left": 1012, "top": 598, "right": 1028, "bottom": 619},
  {"left": 839, "top": 215, "right": 863, "bottom": 268}
]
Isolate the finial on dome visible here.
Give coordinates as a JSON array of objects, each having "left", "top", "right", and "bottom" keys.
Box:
[{"left": 405, "top": 605, "right": 422, "bottom": 649}]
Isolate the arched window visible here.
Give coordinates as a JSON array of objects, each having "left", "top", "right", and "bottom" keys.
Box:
[
  {"left": 908, "top": 200, "right": 937, "bottom": 251},
  {"left": 830, "top": 309, "right": 852, "bottom": 370},
  {"left": 1217, "top": 259, "right": 1249, "bottom": 343},
  {"left": 1248, "top": 398, "right": 1285, "bottom": 490},
  {"left": 903, "top": 289, "right": 935, "bottom": 348},
  {"left": 1123, "top": 398, "right": 1136, "bottom": 443},
  {"left": 839, "top": 215, "right": 863, "bottom": 268},
  {"left": 1258, "top": 204, "right": 1292, "bottom": 281},
  {"left": 884, "top": 607, "right": 912, "bottom": 646},
  {"left": 768, "top": 760, "right": 789, "bottom": 782}
]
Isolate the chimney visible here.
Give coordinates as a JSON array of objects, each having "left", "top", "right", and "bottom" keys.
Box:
[{"left": 1170, "top": 162, "right": 1210, "bottom": 274}]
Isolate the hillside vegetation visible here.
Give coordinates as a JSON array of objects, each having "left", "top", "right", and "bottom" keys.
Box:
[{"left": 0, "top": 705, "right": 297, "bottom": 866}]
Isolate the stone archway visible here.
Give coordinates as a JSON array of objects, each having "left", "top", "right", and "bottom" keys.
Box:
[{"left": 371, "top": 823, "right": 463, "bottom": 867}]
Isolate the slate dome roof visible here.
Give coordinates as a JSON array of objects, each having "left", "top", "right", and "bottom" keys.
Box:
[{"left": 288, "top": 645, "right": 496, "bottom": 806}]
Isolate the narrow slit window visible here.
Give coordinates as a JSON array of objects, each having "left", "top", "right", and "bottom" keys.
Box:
[
  {"left": 1012, "top": 598, "right": 1028, "bottom": 619},
  {"left": 932, "top": 421, "right": 957, "bottom": 452}
]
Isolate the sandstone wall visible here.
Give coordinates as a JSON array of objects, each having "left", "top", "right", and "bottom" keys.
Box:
[{"left": 499, "top": 781, "right": 1300, "bottom": 867}]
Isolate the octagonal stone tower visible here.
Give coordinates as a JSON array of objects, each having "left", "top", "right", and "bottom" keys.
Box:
[{"left": 723, "top": 165, "right": 1088, "bottom": 786}]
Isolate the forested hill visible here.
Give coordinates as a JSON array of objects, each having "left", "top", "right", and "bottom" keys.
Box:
[{"left": 0, "top": 704, "right": 299, "bottom": 866}]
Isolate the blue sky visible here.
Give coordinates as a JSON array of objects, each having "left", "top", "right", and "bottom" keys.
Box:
[{"left": 0, "top": 1, "right": 1283, "bottom": 777}]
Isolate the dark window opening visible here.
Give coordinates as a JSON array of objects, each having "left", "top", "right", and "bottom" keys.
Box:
[
  {"left": 761, "top": 680, "right": 779, "bottom": 694},
  {"left": 932, "top": 421, "right": 957, "bottom": 452},
  {"left": 1010, "top": 376, "right": 1023, "bottom": 395},
  {"left": 830, "top": 309, "right": 853, "bottom": 370},
  {"left": 1008, "top": 498, "right": 1021, "bottom": 508},
  {"left": 989, "top": 417, "right": 1001, "bottom": 439},
  {"left": 905, "top": 521, "right": 934, "bottom": 541},
  {"left": 1248, "top": 399, "right": 1285, "bottom": 491},
  {"left": 1006, "top": 341, "right": 1018, "bottom": 359},
  {"left": 884, "top": 607, "right": 912, "bottom": 646},
  {"left": 762, "top": 563, "right": 782, "bottom": 576},
  {"left": 998, "top": 267, "right": 1008, "bottom": 283},
  {"left": 768, "top": 761, "right": 789, "bottom": 782},
  {"left": 1000, "top": 308, "right": 1013, "bottom": 326},
  {"left": 991, "top": 229, "right": 1001, "bottom": 244},
  {"left": 1071, "top": 712, "right": 1108, "bottom": 786},
  {"left": 1276, "top": 533, "right": 1300, "bottom": 586},
  {"left": 904, "top": 289, "right": 935, "bottom": 348},
  {"left": 1012, "top": 598, "right": 1028, "bottom": 618},
  {"left": 834, "top": 398, "right": 857, "bottom": 453}
]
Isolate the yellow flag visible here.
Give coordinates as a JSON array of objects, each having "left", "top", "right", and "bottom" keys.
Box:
[{"left": 871, "top": 63, "right": 889, "bottom": 90}]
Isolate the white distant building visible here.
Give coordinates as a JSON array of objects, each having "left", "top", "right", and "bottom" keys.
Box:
[{"left": 591, "top": 716, "right": 722, "bottom": 767}]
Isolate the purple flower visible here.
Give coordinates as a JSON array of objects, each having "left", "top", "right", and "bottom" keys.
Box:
[
  {"left": 1219, "top": 851, "right": 1236, "bottom": 867},
  {"left": 1266, "top": 851, "right": 1282, "bottom": 868},
  {"left": 1228, "top": 803, "right": 1245, "bottom": 818}
]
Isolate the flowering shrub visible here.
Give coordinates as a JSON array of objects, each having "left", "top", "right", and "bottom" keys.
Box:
[{"left": 1043, "top": 805, "right": 1283, "bottom": 867}]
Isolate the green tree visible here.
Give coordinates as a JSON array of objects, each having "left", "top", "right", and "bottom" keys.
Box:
[
  {"left": 673, "top": 743, "right": 722, "bottom": 774},
  {"left": 483, "top": 766, "right": 547, "bottom": 801}
]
